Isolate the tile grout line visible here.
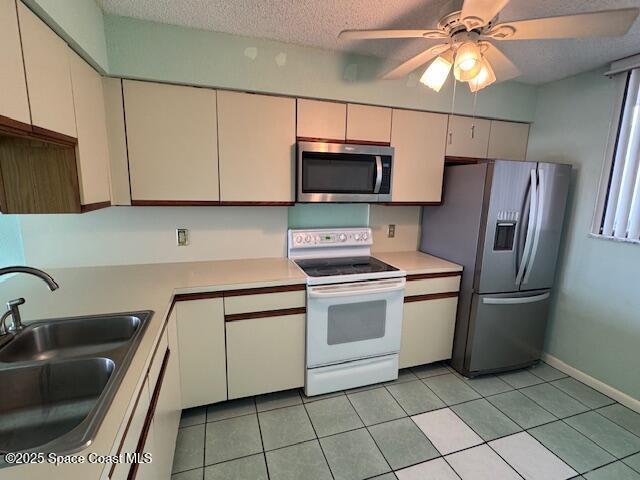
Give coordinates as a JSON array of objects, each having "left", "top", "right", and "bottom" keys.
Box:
[
  {"left": 299, "top": 396, "right": 336, "bottom": 480},
  {"left": 253, "top": 396, "right": 272, "bottom": 480}
]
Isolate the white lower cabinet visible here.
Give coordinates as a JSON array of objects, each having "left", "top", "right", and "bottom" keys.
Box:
[
  {"left": 226, "top": 314, "right": 305, "bottom": 399},
  {"left": 399, "top": 297, "right": 459, "bottom": 369},
  {"left": 176, "top": 297, "right": 227, "bottom": 408}
]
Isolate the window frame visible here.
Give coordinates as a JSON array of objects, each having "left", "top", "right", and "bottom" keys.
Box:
[{"left": 591, "top": 70, "right": 640, "bottom": 244}]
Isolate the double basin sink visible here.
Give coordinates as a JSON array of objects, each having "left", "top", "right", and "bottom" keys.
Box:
[{"left": 0, "top": 311, "right": 152, "bottom": 456}]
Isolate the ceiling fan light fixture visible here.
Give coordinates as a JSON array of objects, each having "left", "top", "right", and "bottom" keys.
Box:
[
  {"left": 420, "top": 50, "right": 453, "bottom": 92},
  {"left": 468, "top": 57, "right": 496, "bottom": 93},
  {"left": 453, "top": 42, "right": 482, "bottom": 81}
]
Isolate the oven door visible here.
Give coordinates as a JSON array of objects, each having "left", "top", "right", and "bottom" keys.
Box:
[
  {"left": 297, "top": 142, "right": 394, "bottom": 202},
  {"left": 306, "top": 278, "right": 405, "bottom": 368}
]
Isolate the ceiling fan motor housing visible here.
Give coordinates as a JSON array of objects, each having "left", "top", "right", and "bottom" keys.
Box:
[{"left": 438, "top": 0, "right": 497, "bottom": 36}]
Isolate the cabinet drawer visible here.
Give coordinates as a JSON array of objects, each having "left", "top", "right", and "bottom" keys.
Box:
[
  {"left": 224, "top": 288, "right": 305, "bottom": 315},
  {"left": 226, "top": 313, "right": 305, "bottom": 399},
  {"left": 405, "top": 275, "right": 461, "bottom": 297},
  {"left": 399, "top": 297, "right": 458, "bottom": 369}
]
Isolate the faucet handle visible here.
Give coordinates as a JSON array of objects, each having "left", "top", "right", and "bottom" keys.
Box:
[{"left": 8, "top": 298, "right": 25, "bottom": 308}]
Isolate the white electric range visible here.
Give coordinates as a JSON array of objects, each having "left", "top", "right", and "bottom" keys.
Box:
[{"left": 288, "top": 227, "right": 406, "bottom": 396}]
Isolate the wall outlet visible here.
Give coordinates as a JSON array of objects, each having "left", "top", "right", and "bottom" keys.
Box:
[
  {"left": 176, "top": 228, "right": 189, "bottom": 246},
  {"left": 388, "top": 224, "right": 396, "bottom": 238}
]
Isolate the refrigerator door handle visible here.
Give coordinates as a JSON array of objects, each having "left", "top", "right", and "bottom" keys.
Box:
[
  {"left": 516, "top": 169, "right": 538, "bottom": 287},
  {"left": 523, "top": 169, "right": 545, "bottom": 285},
  {"left": 483, "top": 292, "right": 550, "bottom": 305}
]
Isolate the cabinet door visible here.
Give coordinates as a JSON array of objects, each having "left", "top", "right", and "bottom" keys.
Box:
[
  {"left": 391, "top": 109, "right": 448, "bottom": 202},
  {"left": 218, "top": 91, "right": 295, "bottom": 202},
  {"left": 152, "top": 312, "right": 181, "bottom": 479},
  {"left": 176, "top": 298, "right": 227, "bottom": 408},
  {"left": 445, "top": 115, "right": 490, "bottom": 159},
  {"left": 18, "top": 3, "right": 76, "bottom": 138},
  {"left": 0, "top": 0, "right": 30, "bottom": 125},
  {"left": 399, "top": 298, "right": 458, "bottom": 369},
  {"left": 103, "top": 78, "right": 131, "bottom": 205},
  {"left": 226, "top": 313, "right": 305, "bottom": 399},
  {"left": 346, "top": 104, "right": 392, "bottom": 143},
  {"left": 488, "top": 120, "right": 530, "bottom": 161},
  {"left": 124, "top": 80, "right": 219, "bottom": 202},
  {"left": 69, "top": 51, "right": 111, "bottom": 206},
  {"left": 297, "top": 98, "right": 346, "bottom": 141}
]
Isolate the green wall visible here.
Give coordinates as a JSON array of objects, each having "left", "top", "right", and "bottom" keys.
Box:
[
  {"left": 527, "top": 69, "right": 640, "bottom": 400},
  {"left": 288, "top": 204, "right": 369, "bottom": 229},
  {"left": 103, "top": 15, "right": 537, "bottom": 123},
  {"left": 24, "top": 0, "right": 109, "bottom": 72},
  {"left": 0, "top": 215, "right": 25, "bottom": 277}
]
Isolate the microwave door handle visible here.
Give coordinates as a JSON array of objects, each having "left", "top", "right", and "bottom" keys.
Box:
[{"left": 373, "top": 155, "right": 383, "bottom": 194}]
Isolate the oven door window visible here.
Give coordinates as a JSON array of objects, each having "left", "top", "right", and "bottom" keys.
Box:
[
  {"left": 327, "top": 300, "right": 387, "bottom": 345},
  {"left": 302, "top": 153, "right": 376, "bottom": 193}
]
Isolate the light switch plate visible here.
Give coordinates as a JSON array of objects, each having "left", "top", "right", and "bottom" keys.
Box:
[
  {"left": 176, "top": 228, "right": 189, "bottom": 246},
  {"left": 388, "top": 224, "right": 395, "bottom": 238}
]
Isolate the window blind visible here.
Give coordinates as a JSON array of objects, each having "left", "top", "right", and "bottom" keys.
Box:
[{"left": 602, "top": 69, "right": 640, "bottom": 240}]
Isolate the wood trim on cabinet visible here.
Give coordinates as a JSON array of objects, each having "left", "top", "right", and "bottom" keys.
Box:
[
  {"left": 128, "top": 348, "right": 170, "bottom": 480},
  {"left": 345, "top": 139, "right": 391, "bottom": 147},
  {"left": 225, "top": 306, "right": 306, "bottom": 322},
  {"left": 31, "top": 125, "right": 77, "bottom": 146},
  {"left": 404, "top": 291, "right": 459, "bottom": 303},
  {"left": 406, "top": 271, "right": 462, "bottom": 281},
  {"left": 222, "top": 284, "right": 306, "bottom": 297},
  {"left": 173, "top": 291, "right": 225, "bottom": 302},
  {"left": 296, "top": 136, "right": 345, "bottom": 144},
  {"left": 81, "top": 201, "right": 111, "bottom": 213},
  {"left": 445, "top": 156, "right": 484, "bottom": 165},
  {"left": 0, "top": 114, "right": 32, "bottom": 135},
  {"left": 131, "top": 200, "right": 221, "bottom": 206},
  {"left": 218, "top": 201, "right": 295, "bottom": 206}
]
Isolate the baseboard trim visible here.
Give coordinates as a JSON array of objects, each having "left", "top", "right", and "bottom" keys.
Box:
[{"left": 542, "top": 353, "right": 640, "bottom": 413}]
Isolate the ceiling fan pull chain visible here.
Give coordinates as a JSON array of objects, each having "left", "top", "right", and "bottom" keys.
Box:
[{"left": 471, "top": 90, "right": 479, "bottom": 139}]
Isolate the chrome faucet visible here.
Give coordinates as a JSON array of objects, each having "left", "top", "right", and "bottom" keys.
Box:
[{"left": 0, "top": 266, "right": 59, "bottom": 333}]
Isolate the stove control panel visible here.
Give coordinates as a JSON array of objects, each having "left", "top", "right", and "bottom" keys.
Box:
[{"left": 289, "top": 228, "right": 372, "bottom": 248}]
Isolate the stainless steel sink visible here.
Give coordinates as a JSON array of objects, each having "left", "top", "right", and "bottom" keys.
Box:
[
  {"left": 0, "top": 311, "right": 152, "bottom": 456},
  {"left": 0, "top": 315, "right": 142, "bottom": 363}
]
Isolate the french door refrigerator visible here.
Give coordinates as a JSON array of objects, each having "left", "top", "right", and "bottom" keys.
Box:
[{"left": 421, "top": 160, "right": 571, "bottom": 377}]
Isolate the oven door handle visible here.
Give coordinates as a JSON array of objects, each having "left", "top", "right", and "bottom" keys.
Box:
[
  {"left": 373, "top": 155, "right": 383, "bottom": 194},
  {"left": 308, "top": 278, "right": 406, "bottom": 299}
]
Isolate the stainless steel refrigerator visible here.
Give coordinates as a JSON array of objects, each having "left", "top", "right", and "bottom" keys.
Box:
[{"left": 421, "top": 159, "right": 571, "bottom": 377}]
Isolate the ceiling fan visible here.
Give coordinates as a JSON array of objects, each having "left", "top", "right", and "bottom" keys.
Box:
[{"left": 339, "top": 0, "right": 639, "bottom": 92}]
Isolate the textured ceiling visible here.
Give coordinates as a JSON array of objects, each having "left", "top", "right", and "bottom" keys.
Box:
[{"left": 98, "top": 0, "right": 640, "bottom": 84}]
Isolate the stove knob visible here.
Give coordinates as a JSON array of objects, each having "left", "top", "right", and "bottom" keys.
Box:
[
  {"left": 305, "top": 235, "right": 312, "bottom": 243},
  {"left": 354, "top": 233, "right": 360, "bottom": 241},
  {"left": 295, "top": 235, "right": 303, "bottom": 244},
  {"left": 339, "top": 233, "right": 347, "bottom": 242},
  {"left": 362, "top": 232, "right": 368, "bottom": 241}
]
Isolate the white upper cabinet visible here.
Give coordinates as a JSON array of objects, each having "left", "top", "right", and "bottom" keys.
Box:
[
  {"left": 18, "top": 2, "right": 76, "bottom": 138},
  {"left": 69, "top": 51, "right": 110, "bottom": 206},
  {"left": 346, "top": 104, "right": 392, "bottom": 143},
  {"left": 124, "top": 80, "right": 219, "bottom": 202},
  {"left": 0, "top": 0, "right": 30, "bottom": 125},
  {"left": 297, "top": 98, "right": 346, "bottom": 141},
  {"left": 217, "top": 91, "right": 296, "bottom": 203},
  {"left": 102, "top": 77, "right": 131, "bottom": 205},
  {"left": 391, "top": 109, "right": 448, "bottom": 203},
  {"left": 445, "top": 115, "right": 490, "bottom": 159},
  {"left": 488, "top": 120, "right": 530, "bottom": 161}
]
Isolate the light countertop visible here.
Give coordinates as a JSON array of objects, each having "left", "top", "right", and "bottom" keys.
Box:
[
  {"left": 375, "top": 250, "right": 463, "bottom": 275},
  {"left": 0, "top": 251, "right": 460, "bottom": 478}
]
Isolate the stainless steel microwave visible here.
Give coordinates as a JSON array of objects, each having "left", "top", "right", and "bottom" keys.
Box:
[{"left": 297, "top": 142, "right": 394, "bottom": 202}]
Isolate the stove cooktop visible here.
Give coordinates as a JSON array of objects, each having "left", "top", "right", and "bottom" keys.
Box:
[{"left": 295, "top": 256, "right": 399, "bottom": 278}]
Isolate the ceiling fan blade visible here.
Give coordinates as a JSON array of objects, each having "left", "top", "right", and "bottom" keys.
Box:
[
  {"left": 382, "top": 45, "right": 448, "bottom": 80},
  {"left": 487, "top": 8, "right": 639, "bottom": 40},
  {"left": 483, "top": 43, "right": 520, "bottom": 81},
  {"left": 460, "top": 0, "right": 511, "bottom": 30},
  {"left": 339, "top": 29, "right": 446, "bottom": 40}
]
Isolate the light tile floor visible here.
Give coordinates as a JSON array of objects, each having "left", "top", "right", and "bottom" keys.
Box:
[{"left": 172, "top": 362, "right": 640, "bottom": 480}]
